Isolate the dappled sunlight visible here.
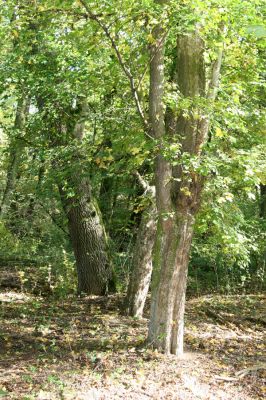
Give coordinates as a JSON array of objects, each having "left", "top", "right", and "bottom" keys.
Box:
[
  {"left": 0, "top": 290, "right": 36, "bottom": 303},
  {"left": 1, "top": 292, "right": 265, "bottom": 399}
]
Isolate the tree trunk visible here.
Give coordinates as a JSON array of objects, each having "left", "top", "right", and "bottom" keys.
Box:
[
  {"left": 260, "top": 184, "right": 266, "bottom": 219},
  {"left": 0, "top": 98, "right": 29, "bottom": 218},
  {"left": 125, "top": 200, "right": 156, "bottom": 317},
  {"left": 149, "top": 210, "right": 195, "bottom": 354},
  {"left": 148, "top": 27, "right": 222, "bottom": 355},
  {"left": 59, "top": 175, "right": 113, "bottom": 295},
  {"left": 57, "top": 100, "right": 114, "bottom": 295}
]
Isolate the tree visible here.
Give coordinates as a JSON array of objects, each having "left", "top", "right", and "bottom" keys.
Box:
[
  {"left": 0, "top": 1, "right": 115, "bottom": 295},
  {"left": 56, "top": 101, "right": 114, "bottom": 295},
  {"left": 0, "top": 0, "right": 264, "bottom": 343},
  {"left": 78, "top": 0, "right": 265, "bottom": 354}
]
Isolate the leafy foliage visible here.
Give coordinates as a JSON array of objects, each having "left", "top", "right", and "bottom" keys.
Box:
[{"left": 0, "top": 0, "right": 265, "bottom": 296}]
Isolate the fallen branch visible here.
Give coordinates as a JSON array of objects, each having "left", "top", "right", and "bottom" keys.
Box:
[
  {"left": 236, "top": 363, "right": 266, "bottom": 378},
  {"left": 214, "top": 375, "right": 239, "bottom": 382}
]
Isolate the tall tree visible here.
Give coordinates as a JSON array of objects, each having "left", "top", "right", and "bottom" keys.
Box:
[
  {"left": 148, "top": 27, "right": 222, "bottom": 354},
  {"left": 57, "top": 100, "right": 114, "bottom": 295},
  {"left": 0, "top": 2, "right": 115, "bottom": 295},
  {"left": 78, "top": 0, "right": 264, "bottom": 354}
]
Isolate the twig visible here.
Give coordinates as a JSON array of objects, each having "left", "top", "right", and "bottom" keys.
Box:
[
  {"left": 214, "top": 375, "right": 239, "bottom": 382},
  {"left": 134, "top": 171, "right": 150, "bottom": 191},
  {"left": 36, "top": 8, "right": 114, "bottom": 19}
]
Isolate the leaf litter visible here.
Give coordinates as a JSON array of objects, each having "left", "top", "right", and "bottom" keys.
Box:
[{"left": 0, "top": 291, "right": 265, "bottom": 399}]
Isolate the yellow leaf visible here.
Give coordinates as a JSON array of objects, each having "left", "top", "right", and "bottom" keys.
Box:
[
  {"left": 104, "top": 155, "right": 114, "bottom": 162},
  {"left": 12, "top": 30, "right": 19, "bottom": 38},
  {"left": 215, "top": 127, "right": 224, "bottom": 138},
  {"left": 181, "top": 187, "right": 191, "bottom": 197},
  {"left": 147, "top": 34, "right": 154, "bottom": 43},
  {"left": 130, "top": 147, "right": 140, "bottom": 155}
]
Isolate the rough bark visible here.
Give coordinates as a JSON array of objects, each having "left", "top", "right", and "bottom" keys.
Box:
[
  {"left": 149, "top": 210, "right": 195, "bottom": 354},
  {"left": 59, "top": 176, "right": 112, "bottom": 295},
  {"left": 58, "top": 100, "right": 114, "bottom": 295},
  {"left": 125, "top": 199, "right": 156, "bottom": 317}
]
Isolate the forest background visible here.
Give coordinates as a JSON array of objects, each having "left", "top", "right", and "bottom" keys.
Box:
[
  {"left": 0, "top": 0, "right": 265, "bottom": 398},
  {"left": 0, "top": 0, "right": 265, "bottom": 360}
]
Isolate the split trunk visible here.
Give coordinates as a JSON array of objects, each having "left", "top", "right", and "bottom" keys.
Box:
[{"left": 148, "top": 29, "right": 221, "bottom": 355}]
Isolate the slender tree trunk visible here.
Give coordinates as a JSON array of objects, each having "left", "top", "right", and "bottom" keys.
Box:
[
  {"left": 26, "top": 158, "right": 45, "bottom": 220},
  {"left": 125, "top": 200, "right": 156, "bottom": 317},
  {"left": 260, "top": 184, "right": 266, "bottom": 219},
  {"left": 99, "top": 175, "right": 116, "bottom": 232},
  {"left": 0, "top": 98, "right": 29, "bottom": 218}
]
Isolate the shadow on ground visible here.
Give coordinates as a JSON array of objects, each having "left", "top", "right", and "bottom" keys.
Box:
[{"left": 0, "top": 291, "right": 265, "bottom": 399}]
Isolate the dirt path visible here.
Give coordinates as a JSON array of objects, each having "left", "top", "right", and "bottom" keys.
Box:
[{"left": 0, "top": 291, "right": 265, "bottom": 399}]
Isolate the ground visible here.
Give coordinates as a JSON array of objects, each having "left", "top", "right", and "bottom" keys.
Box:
[{"left": 0, "top": 291, "right": 265, "bottom": 400}]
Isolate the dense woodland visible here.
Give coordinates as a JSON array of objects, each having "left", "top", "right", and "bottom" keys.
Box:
[{"left": 0, "top": 1, "right": 265, "bottom": 399}]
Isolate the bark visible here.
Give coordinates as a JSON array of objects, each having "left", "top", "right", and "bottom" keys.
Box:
[
  {"left": 148, "top": 30, "right": 222, "bottom": 355},
  {"left": 125, "top": 199, "right": 156, "bottom": 317},
  {"left": 58, "top": 100, "right": 114, "bottom": 295},
  {"left": 0, "top": 98, "right": 29, "bottom": 218},
  {"left": 149, "top": 210, "right": 195, "bottom": 355},
  {"left": 26, "top": 158, "right": 45, "bottom": 220},
  {"left": 260, "top": 184, "right": 266, "bottom": 219},
  {"left": 59, "top": 176, "right": 112, "bottom": 295}
]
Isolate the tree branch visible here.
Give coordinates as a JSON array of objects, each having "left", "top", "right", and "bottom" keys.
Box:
[
  {"left": 134, "top": 171, "right": 155, "bottom": 197},
  {"left": 36, "top": 8, "right": 115, "bottom": 19},
  {"left": 39, "top": 203, "right": 70, "bottom": 237},
  {"left": 207, "top": 46, "right": 223, "bottom": 101},
  {"left": 207, "top": 25, "right": 226, "bottom": 101},
  {"left": 79, "top": 0, "right": 150, "bottom": 134}
]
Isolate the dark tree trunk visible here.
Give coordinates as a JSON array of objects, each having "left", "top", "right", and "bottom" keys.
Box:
[
  {"left": 0, "top": 98, "right": 29, "bottom": 218},
  {"left": 99, "top": 175, "right": 116, "bottom": 232},
  {"left": 260, "top": 184, "right": 266, "bottom": 219},
  {"left": 59, "top": 175, "right": 112, "bottom": 295},
  {"left": 57, "top": 100, "right": 114, "bottom": 295}
]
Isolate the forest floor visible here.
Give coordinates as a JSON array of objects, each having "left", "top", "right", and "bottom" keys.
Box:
[{"left": 0, "top": 290, "right": 265, "bottom": 400}]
